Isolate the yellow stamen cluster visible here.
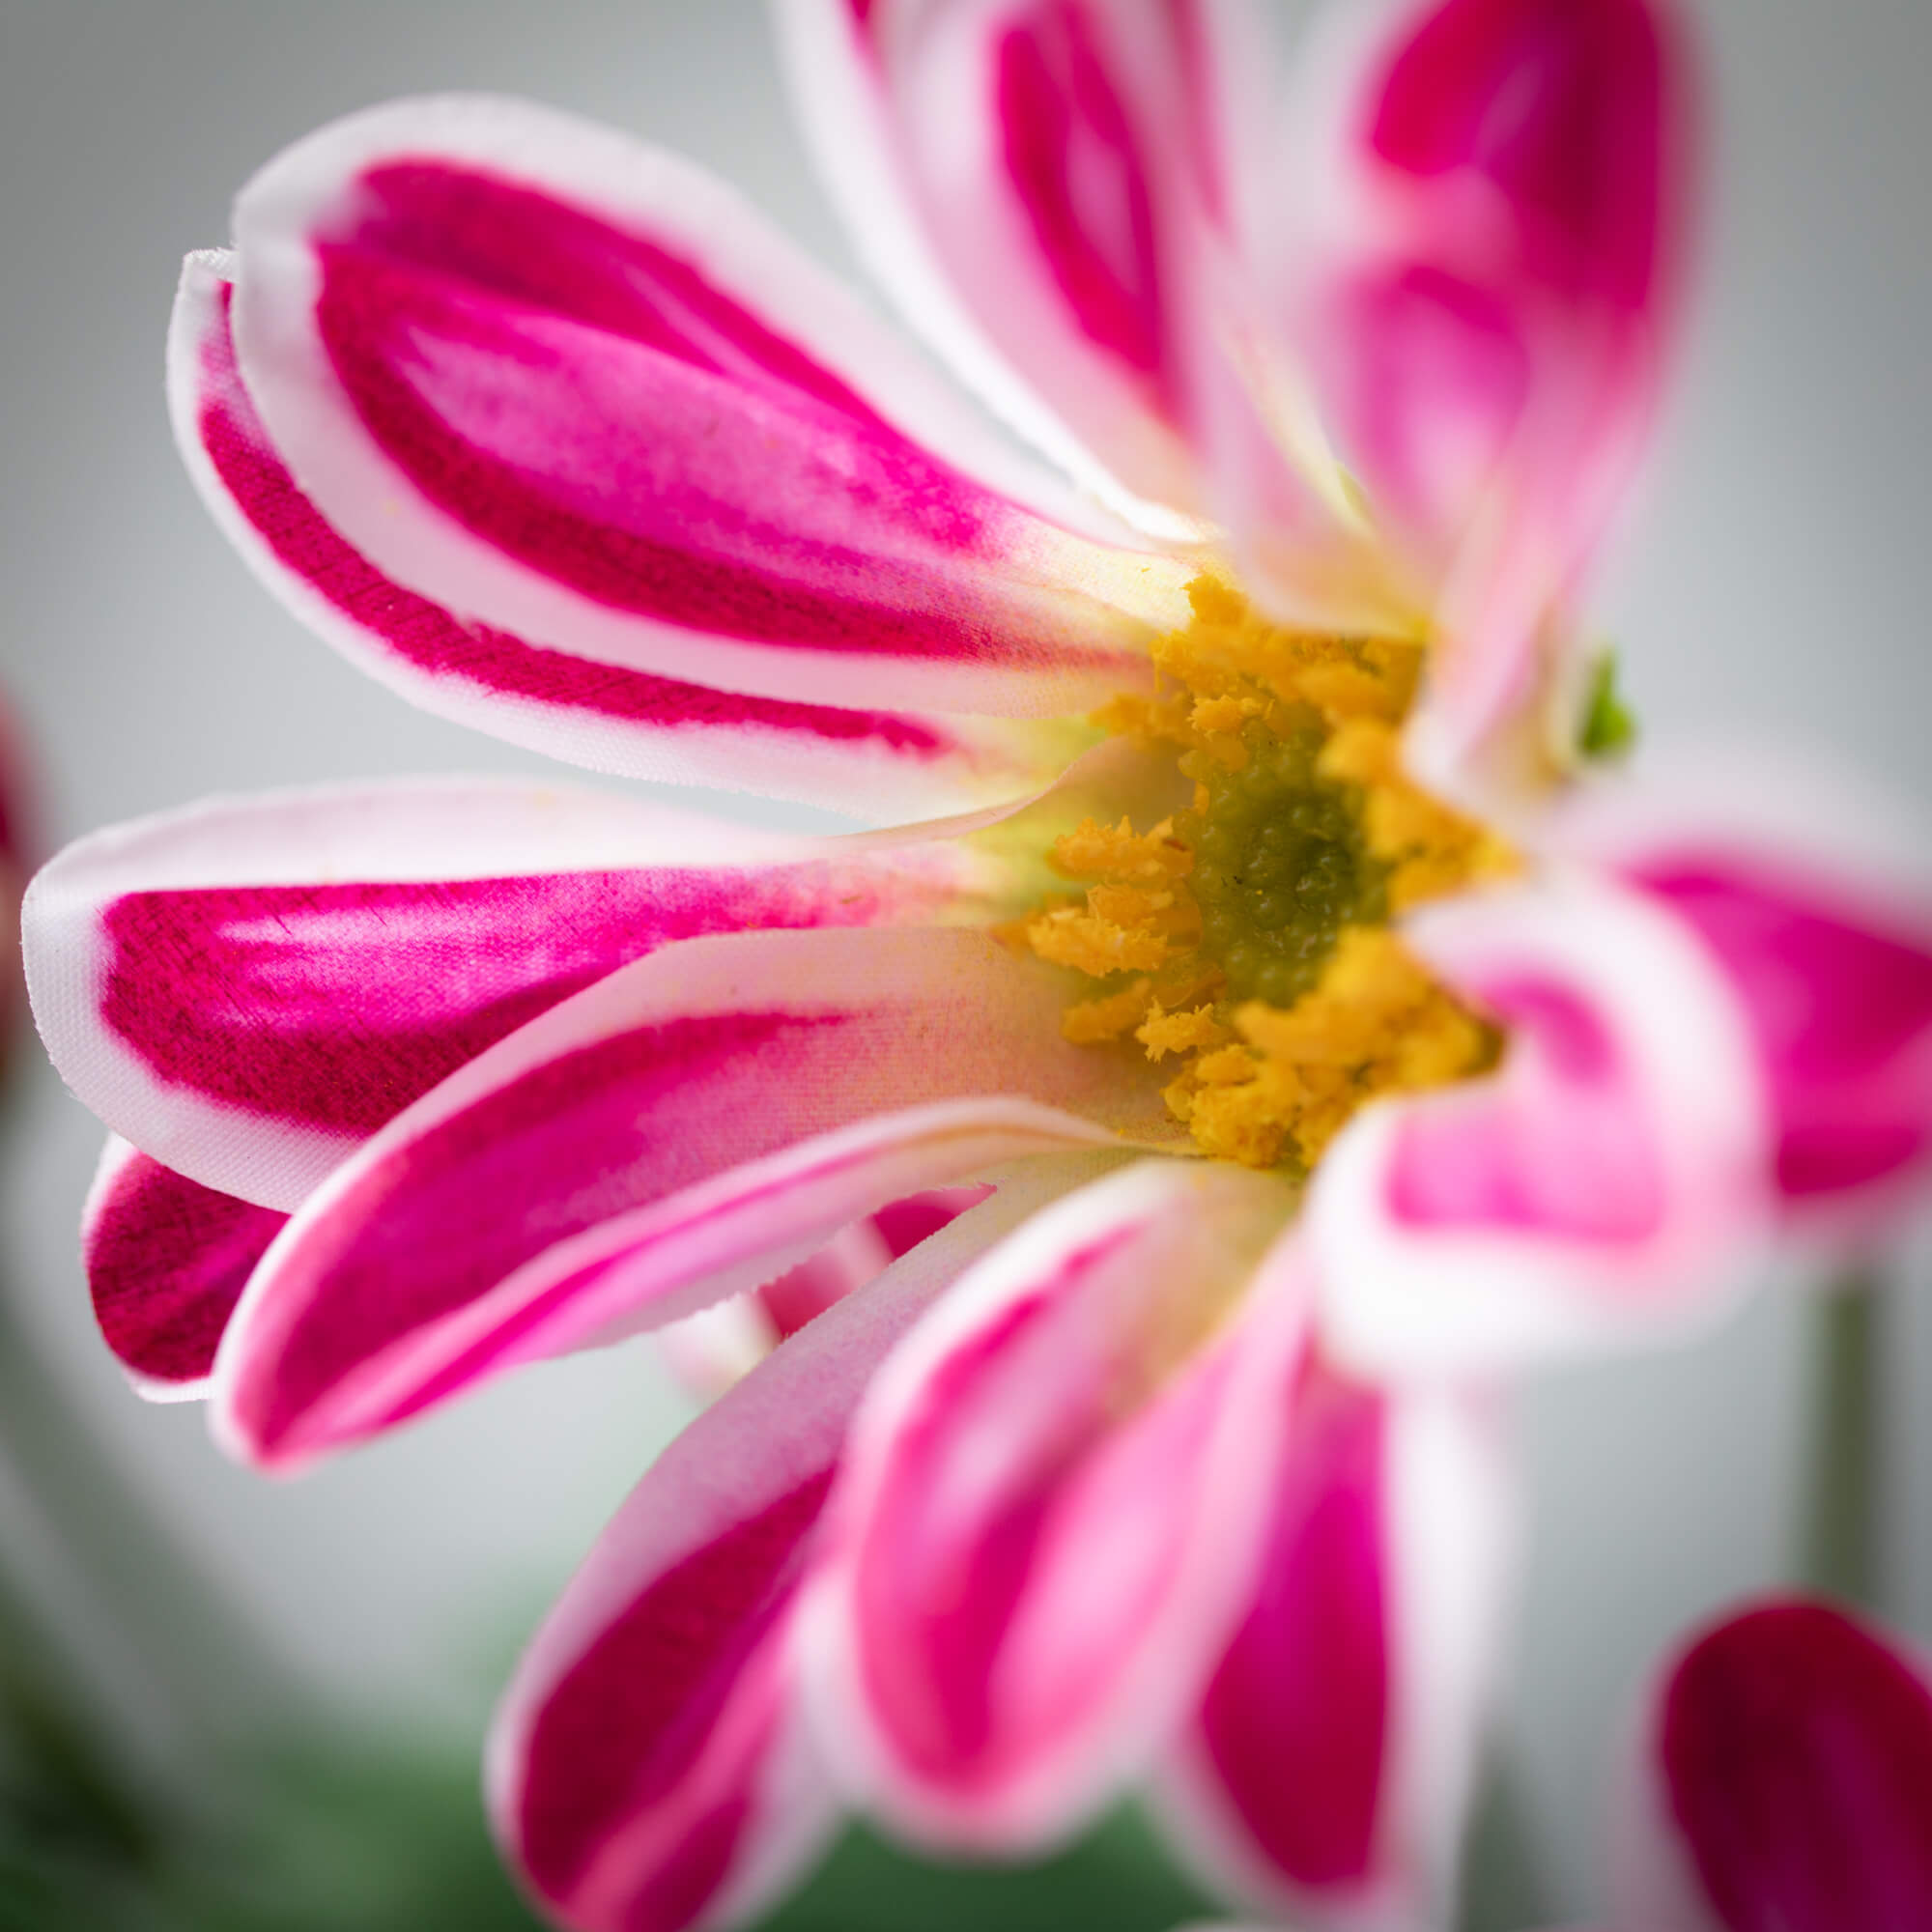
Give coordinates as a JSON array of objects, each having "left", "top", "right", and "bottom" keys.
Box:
[{"left": 1021, "top": 577, "right": 1513, "bottom": 1173}]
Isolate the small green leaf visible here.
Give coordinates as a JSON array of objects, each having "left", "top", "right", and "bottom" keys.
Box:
[{"left": 1578, "top": 652, "right": 1637, "bottom": 759}]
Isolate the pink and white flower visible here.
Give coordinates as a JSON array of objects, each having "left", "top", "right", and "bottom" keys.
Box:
[{"left": 21, "top": 2, "right": 1932, "bottom": 1928}]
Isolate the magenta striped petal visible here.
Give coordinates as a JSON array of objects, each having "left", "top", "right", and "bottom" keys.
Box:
[
  {"left": 490, "top": 1167, "right": 1094, "bottom": 1932},
  {"left": 781, "top": 0, "right": 1258, "bottom": 525},
  {"left": 225, "top": 96, "right": 1187, "bottom": 725},
  {"left": 212, "top": 927, "right": 1184, "bottom": 1468},
  {"left": 1616, "top": 1598, "right": 1932, "bottom": 1932},
  {"left": 800, "top": 1159, "right": 1303, "bottom": 1850},
  {"left": 1267, "top": 0, "right": 1699, "bottom": 780},
  {"left": 1156, "top": 1368, "right": 1514, "bottom": 1926},
  {"left": 81, "top": 1137, "right": 287, "bottom": 1401},
  {"left": 170, "top": 253, "right": 1088, "bottom": 822},
  {"left": 23, "top": 779, "right": 981, "bottom": 1210},
  {"left": 1313, "top": 877, "right": 1770, "bottom": 1373}
]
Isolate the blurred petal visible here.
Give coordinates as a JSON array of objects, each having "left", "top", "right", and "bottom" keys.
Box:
[
  {"left": 1263, "top": 0, "right": 1699, "bottom": 779},
  {"left": 1156, "top": 1368, "right": 1514, "bottom": 1928},
  {"left": 1314, "top": 875, "right": 1769, "bottom": 1374},
  {"left": 213, "top": 927, "right": 1183, "bottom": 1468},
  {"left": 228, "top": 96, "right": 1187, "bottom": 723},
  {"left": 1616, "top": 1597, "right": 1932, "bottom": 1932},
  {"left": 802, "top": 1159, "right": 1303, "bottom": 1850},
  {"left": 23, "top": 778, "right": 978, "bottom": 1209},
  {"left": 81, "top": 1136, "right": 286, "bottom": 1401},
  {"left": 490, "top": 1169, "right": 1091, "bottom": 1932},
  {"left": 172, "top": 251, "right": 1088, "bottom": 820},
  {"left": 782, "top": 0, "right": 1262, "bottom": 524}
]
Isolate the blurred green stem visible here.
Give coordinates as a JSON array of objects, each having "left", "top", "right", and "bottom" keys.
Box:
[{"left": 1800, "top": 1267, "right": 1881, "bottom": 1608}]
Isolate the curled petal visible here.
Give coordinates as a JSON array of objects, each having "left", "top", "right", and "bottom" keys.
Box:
[
  {"left": 1156, "top": 1368, "right": 1514, "bottom": 1929},
  {"left": 228, "top": 95, "right": 1186, "bottom": 723},
  {"left": 1264, "top": 0, "right": 1699, "bottom": 778},
  {"left": 1615, "top": 1597, "right": 1932, "bottom": 1932},
  {"left": 782, "top": 0, "right": 1263, "bottom": 526},
  {"left": 171, "top": 252, "right": 1084, "bottom": 821},
  {"left": 23, "top": 779, "right": 979, "bottom": 1209},
  {"left": 81, "top": 1137, "right": 286, "bottom": 1401},
  {"left": 1314, "top": 876, "right": 1770, "bottom": 1374},
  {"left": 490, "top": 1170, "right": 1090, "bottom": 1932},
  {"left": 213, "top": 926, "right": 1183, "bottom": 1468},
  {"left": 801, "top": 1158, "right": 1303, "bottom": 1850}
]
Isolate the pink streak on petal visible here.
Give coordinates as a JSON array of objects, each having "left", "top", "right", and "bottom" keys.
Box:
[
  {"left": 1198, "top": 1367, "right": 1387, "bottom": 1889},
  {"left": 1658, "top": 1600, "right": 1932, "bottom": 1932},
  {"left": 1638, "top": 863, "right": 1932, "bottom": 1203},
  {"left": 873, "top": 1185, "right": 995, "bottom": 1260},
  {"left": 85, "top": 1150, "right": 287, "bottom": 1388},
  {"left": 1386, "top": 976, "right": 1664, "bottom": 1243}
]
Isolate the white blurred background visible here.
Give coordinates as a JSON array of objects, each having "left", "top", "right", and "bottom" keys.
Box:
[{"left": 1, "top": 0, "right": 1928, "bottom": 1918}]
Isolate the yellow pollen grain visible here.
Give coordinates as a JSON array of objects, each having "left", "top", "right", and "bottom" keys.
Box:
[
  {"left": 1049, "top": 815, "right": 1191, "bottom": 884},
  {"left": 1135, "top": 1003, "right": 1229, "bottom": 1062}
]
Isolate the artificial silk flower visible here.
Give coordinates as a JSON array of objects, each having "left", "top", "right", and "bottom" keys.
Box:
[{"left": 20, "top": 1, "right": 1932, "bottom": 1929}]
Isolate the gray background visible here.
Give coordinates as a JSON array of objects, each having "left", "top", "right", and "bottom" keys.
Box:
[{"left": 1, "top": 0, "right": 1928, "bottom": 1917}]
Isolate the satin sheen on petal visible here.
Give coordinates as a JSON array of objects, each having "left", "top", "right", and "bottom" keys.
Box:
[
  {"left": 228, "top": 96, "right": 1187, "bottom": 722},
  {"left": 81, "top": 1138, "right": 286, "bottom": 1401},
  {"left": 213, "top": 928, "right": 1182, "bottom": 1467}
]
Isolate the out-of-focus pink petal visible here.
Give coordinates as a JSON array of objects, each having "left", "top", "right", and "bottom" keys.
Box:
[
  {"left": 171, "top": 252, "right": 1086, "bottom": 822},
  {"left": 801, "top": 1158, "right": 1304, "bottom": 1851},
  {"left": 227, "top": 96, "right": 1189, "bottom": 725},
  {"left": 80, "top": 1137, "right": 287, "bottom": 1403},
  {"left": 1156, "top": 1366, "right": 1514, "bottom": 1927},
  {"left": 1558, "top": 758, "right": 1932, "bottom": 1236},
  {"left": 1614, "top": 1597, "right": 1932, "bottom": 1932},
  {"left": 489, "top": 1171, "right": 1089, "bottom": 1932},
  {"left": 1314, "top": 876, "right": 1769, "bottom": 1374},
  {"left": 1265, "top": 0, "right": 1699, "bottom": 781},
  {"left": 22, "top": 779, "right": 982, "bottom": 1210},
  {"left": 213, "top": 926, "right": 1184, "bottom": 1468},
  {"left": 781, "top": 0, "right": 1263, "bottom": 526}
]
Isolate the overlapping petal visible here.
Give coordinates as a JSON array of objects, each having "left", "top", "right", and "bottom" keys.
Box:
[
  {"left": 23, "top": 778, "right": 981, "bottom": 1209},
  {"left": 489, "top": 1169, "right": 1097, "bottom": 1932},
  {"left": 213, "top": 926, "right": 1184, "bottom": 1468},
  {"left": 1314, "top": 875, "right": 1769, "bottom": 1373},
  {"left": 1614, "top": 1597, "right": 1932, "bottom": 1932},
  {"left": 1156, "top": 1367, "right": 1514, "bottom": 1929},
  {"left": 224, "top": 94, "right": 1191, "bottom": 727},
  {"left": 801, "top": 1158, "right": 1303, "bottom": 1850}
]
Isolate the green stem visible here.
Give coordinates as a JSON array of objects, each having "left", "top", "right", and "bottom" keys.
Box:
[
  {"left": 1800, "top": 1268, "right": 1882, "bottom": 1608},
  {"left": 1455, "top": 1752, "right": 1548, "bottom": 1932}
]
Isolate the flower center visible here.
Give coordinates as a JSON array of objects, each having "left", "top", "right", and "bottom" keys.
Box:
[{"left": 1019, "top": 578, "right": 1514, "bottom": 1174}]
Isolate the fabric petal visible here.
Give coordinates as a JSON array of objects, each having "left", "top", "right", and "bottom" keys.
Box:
[
  {"left": 1156, "top": 1366, "right": 1514, "bottom": 1929},
  {"left": 799, "top": 1158, "right": 1304, "bottom": 1851},
  {"left": 212, "top": 926, "right": 1184, "bottom": 1468},
  {"left": 171, "top": 252, "right": 1086, "bottom": 821},
  {"left": 781, "top": 0, "right": 1263, "bottom": 526},
  {"left": 1614, "top": 1597, "right": 1932, "bottom": 1932},
  {"left": 488, "top": 1169, "right": 1092, "bottom": 1932},
  {"left": 226, "top": 95, "right": 1189, "bottom": 724},
  {"left": 1264, "top": 0, "right": 1699, "bottom": 781},
  {"left": 1313, "top": 875, "right": 1770, "bottom": 1375},
  {"left": 1558, "top": 758, "right": 1932, "bottom": 1236},
  {"left": 23, "top": 778, "right": 982, "bottom": 1210},
  {"left": 81, "top": 1136, "right": 286, "bottom": 1402}
]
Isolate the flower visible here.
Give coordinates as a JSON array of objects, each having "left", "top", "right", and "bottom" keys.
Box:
[{"left": 20, "top": 2, "right": 1932, "bottom": 1929}]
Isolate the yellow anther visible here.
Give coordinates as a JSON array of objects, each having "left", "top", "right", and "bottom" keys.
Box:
[
  {"left": 1062, "top": 979, "right": 1155, "bottom": 1045},
  {"left": 1136, "top": 1003, "right": 1229, "bottom": 1062}
]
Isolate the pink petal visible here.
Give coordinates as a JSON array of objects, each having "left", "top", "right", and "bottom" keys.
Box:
[
  {"left": 226, "top": 96, "right": 1187, "bottom": 724},
  {"left": 801, "top": 1158, "right": 1304, "bottom": 1851},
  {"left": 488, "top": 1167, "right": 1098, "bottom": 1932},
  {"left": 1157, "top": 1366, "right": 1514, "bottom": 1926},
  {"left": 1562, "top": 761, "right": 1932, "bottom": 1235},
  {"left": 171, "top": 253, "right": 1085, "bottom": 822},
  {"left": 1313, "top": 876, "right": 1770, "bottom": 1374},
  {"left": 23, "top": 779, "right": 980, "bottom": 1209},
  {"left": 1269, "top": 0, "right": 1700, "bottom": 780},
  {"left": 781, "top": 0, "right": 1263, "bottom": 525},
  {"left": 212, "top": 927, "right": 1183, "bottom": 1468},
  {"left": 1617, "top": 1597, "right": 1932, "bottom": 1932},
  {"left": 81, "top": 1137, "right": 287, "bottom": 1401}
]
